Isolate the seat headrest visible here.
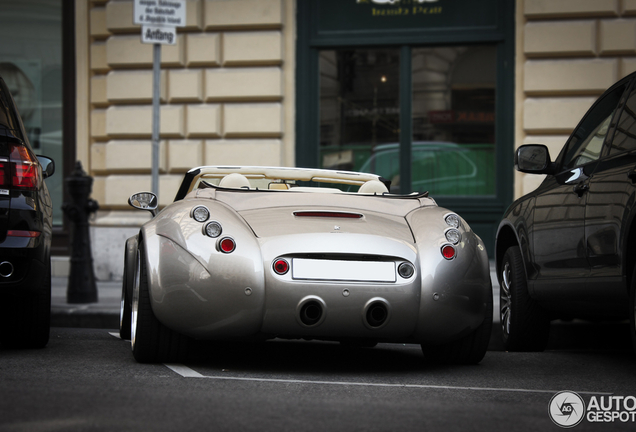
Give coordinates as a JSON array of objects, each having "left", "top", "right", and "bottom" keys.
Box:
[
  {"left": 218, "top": 173, "right": 250, "bottom": 189},
  {"left": 358, "top": 180, "right": 389, "bottom": 194}
]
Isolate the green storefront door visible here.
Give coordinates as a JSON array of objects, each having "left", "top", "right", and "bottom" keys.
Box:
[{"left": 296, "top": 0, "right": 515, "bottom": 257}]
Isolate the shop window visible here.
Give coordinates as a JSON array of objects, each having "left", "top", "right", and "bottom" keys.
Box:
[
  {"left": 0, "top": 0, "right": 65, "bottom": 225},
  {"left": 319, "top": 45, "right": 496, "bottom": 196}
]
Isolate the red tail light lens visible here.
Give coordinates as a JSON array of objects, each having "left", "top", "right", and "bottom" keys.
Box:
[
  {"left": 441, "top": 245, "right": 456, "bottom": 260},
  {"left": 273, "top": 259, "right": 289, "bottom": 275},
  {"left": 1, "top": 145, "right": 39, "bottom": 190},
  {"left": 7, "top": 230, "right": 41, "bottom": 238},
  {"left": 218, "top": 237, "right": 236, "bottom": 253},
  {"left": 293, "top": 211, "right": 363, "bottom": 219}
]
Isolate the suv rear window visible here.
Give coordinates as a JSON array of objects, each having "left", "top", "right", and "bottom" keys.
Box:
[{"left": 0, "top": 79, "right": 25, "bottom": 142}]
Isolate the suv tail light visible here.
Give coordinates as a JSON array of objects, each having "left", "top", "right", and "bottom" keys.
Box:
[{"left": 0, "top": 145, "right": 39, "bottom": 190}]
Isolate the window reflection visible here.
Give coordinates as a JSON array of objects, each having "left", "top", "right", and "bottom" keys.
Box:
[
  {"left": 319, "top": 45, "right": 497, "bottom": 196},
  {"left": 0, "top": 0, "right": 63, "bottom": 225},
  {"left": 319, "top": 48, "right": 400, "bottom": 172}
]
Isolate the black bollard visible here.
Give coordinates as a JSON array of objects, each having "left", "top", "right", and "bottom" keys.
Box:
[{"left": 62, "top": 161, "right": 99, "bottom": 304}]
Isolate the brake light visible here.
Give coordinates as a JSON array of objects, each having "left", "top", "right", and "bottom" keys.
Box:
[
  {"left": 7, "top": 230, "right": 41, "bottom": 238},
  {"left": 441, "top": 245, "right": 456, "bottom": 260},
  {"left": 273, "top": 258, "right": 289, "bottom": 275},
  {"left": 0, "top": 145, "right": 39, "bottom": 190},
  {"left": 218, "top": 237, "right": 236, "bottom": 253},
  {"left": 293, "top": 211, "right": 363, "bottom": 219}
]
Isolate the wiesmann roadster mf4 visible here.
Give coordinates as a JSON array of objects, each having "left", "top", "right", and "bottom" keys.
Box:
[{"left": 120, "top": 166, "right": 492, "bottom": 364}]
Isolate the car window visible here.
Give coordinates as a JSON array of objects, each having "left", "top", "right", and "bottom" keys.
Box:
[
  {"left": 608, "top": 80, "right": 636, "bottom": 156},
  {"left": 561, "top": 83, "right": 627, "bottom": 170},
  {"left": 0, "top": 79, "right": 25, "bottom": 142}
]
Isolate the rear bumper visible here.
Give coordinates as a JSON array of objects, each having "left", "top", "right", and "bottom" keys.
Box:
[{"left": 146, "top": 232, "right": 491, "bottom": 345}]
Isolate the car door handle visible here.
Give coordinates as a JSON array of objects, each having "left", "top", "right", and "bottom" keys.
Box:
[{"left": 573, "top": 182, "right": 589, "bottom": 197}]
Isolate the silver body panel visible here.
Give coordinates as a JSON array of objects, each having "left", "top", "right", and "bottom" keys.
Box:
[{"left": 137, "top": 174, "right": 491, "bottom": 345}]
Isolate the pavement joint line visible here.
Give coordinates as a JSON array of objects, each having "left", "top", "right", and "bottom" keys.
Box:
[{"left": 163, "top": 364, "right": 613, "bottom": 395}]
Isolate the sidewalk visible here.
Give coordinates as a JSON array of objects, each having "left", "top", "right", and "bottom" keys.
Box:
[
  {"left": 50, "top": 262, "right": 501, "bottom": 330},
  {"left": 51, "top": 277, "right": 121, "bottom": 329}
]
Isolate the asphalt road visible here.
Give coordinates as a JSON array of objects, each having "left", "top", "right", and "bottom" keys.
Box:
[{"left": 1, "top": 323, "right": 635, "bottom": 432}]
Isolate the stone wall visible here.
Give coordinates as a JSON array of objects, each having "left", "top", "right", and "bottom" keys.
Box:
[
  {"left": 82, "top": 0, "right": 295, "bottom": 280},
  {"left": 517, "top": 0, "right": 636, "bottom": 197}
]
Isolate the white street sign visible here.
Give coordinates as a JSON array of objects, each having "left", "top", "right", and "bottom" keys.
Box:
[
  {"left": 141, "top": 25, "right": 177, "bottom": 45},
  {"left": 134, "top": 0, "right": 186, "bottom": 27}
]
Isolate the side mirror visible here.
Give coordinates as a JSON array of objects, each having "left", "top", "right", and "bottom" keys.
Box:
[
  {"left": 37, "top": 156, "right": 55, "bottom": 179},
  {"left": 128, "top": 192, "right": 158, "bottom": 216},
  {"left": 515, "top": 144, "right": 555, "bottom": 175}
]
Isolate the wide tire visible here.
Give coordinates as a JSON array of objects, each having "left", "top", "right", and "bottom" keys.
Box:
[
  {"left": 421, "top": 283, "right": 493, "bottom": 365},
  {"left": 0, "top": 265, "right": 51, "bottom": 349},
  {"left": 131, "top": 241, "right": 189, "bottom": 363},
  {"left": 499, "top": 246, "right": 549, "bottom": 351},
  {"left": 119, "top": 236, "right": 137, "bottom": 340},
  {"left": 119, "top": 266, "right": 132, "bottom": 340}
]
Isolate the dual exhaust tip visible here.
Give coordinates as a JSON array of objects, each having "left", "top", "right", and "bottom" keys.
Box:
[
  {"left": 0, "top": 261, "right": 13, "bottom": 278},
  {"left": 297, "top": 296, "right": 390, "bottom": 329}
]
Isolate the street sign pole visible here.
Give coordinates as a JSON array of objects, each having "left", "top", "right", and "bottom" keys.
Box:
[
  {"left": 151, "top": 43, "right": 161, "bottom": 197},
  {"left": 133, "top": 0, "right": 185, "bottom": 201}
]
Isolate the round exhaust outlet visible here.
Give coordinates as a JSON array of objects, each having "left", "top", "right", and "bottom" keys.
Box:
[
  {"left": 363, "top": 298, "right": 391, "bottom": 330},
  {"left": 296, "top": 296, "right": 327, "bottom": 327}
]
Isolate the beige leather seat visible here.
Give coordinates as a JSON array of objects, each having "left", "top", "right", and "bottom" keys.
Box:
[
  {"left": 218, "top": 173, "right": 250, "bottom": 189},
  {"left": 358, "top": 180, "right": 389, "bottom": 194}
]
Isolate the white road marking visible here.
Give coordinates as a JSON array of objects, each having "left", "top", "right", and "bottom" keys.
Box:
[
  {"left": 163, "top": 364, "right": 612, "bottom": 395},
  {"left": 165, "top": 363, "right": 205, "bottom": 378},
  {"left": 108, "top": 332, "right": 121, "bottom": 339}
]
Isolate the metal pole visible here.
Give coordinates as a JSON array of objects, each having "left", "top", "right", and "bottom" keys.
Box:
[
  {"left": 399, "top": 45, "right": 412, "bottom": 195},
  {"left": 151, "top": 43, "right": 161, "bottom": 197}
]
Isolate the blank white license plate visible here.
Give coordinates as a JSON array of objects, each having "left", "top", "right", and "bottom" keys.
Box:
[{"left": 292, "top": 259, "right": 396, "bottom": 283}]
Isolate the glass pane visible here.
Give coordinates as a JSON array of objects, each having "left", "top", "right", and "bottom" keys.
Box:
[
  {"left": 319, "top": 48, "right": 400, "bottom": 181},
  {"left": 0, "top": 0, "right": 64, "bottom": 225},
  {"left": 409, "top": 45, "right": 496, "bottom": 196},
  {"left": 609, "top": 84, "right": 636, "bottom": 156}
]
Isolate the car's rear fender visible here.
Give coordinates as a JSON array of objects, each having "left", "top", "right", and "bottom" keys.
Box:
[
  {"left": 407, "top": 206, "right": 491, "bottom": 344},
  {"left": 140, "top": 199, "right": 266, "bottom": 339}
]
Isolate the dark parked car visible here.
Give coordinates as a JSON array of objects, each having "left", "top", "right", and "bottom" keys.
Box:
[
  {"left": 496, "top": 71, "right": 636, "bottom": 353},
  {"left": 0, "top": 76, "right": 55, "bottom": 348}
]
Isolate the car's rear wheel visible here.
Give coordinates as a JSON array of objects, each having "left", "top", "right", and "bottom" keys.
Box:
[
  {"left": 420, "top": 283, "right": 493, "bottom": 365},
  {"left": 119, "top": 237, "right": 137, "bottom": 340},
  {"left": 131, "top": 241, "right": 189, "bottom": 363},
  {"left": 119, "top": 266, "right": 132, "bottom": 340},
  {"left": 500, "top": 246, "right": 549, "bottom": 351},
  {"left": 0, "top": 264, "right": 51, "bottom": 349}
]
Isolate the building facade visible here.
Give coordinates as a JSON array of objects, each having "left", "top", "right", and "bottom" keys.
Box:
[{"left": 1, "top": 0, "right": 635, "bottom": 280}]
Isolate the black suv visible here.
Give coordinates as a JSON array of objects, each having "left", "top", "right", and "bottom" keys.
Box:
[
  {"left": 496, "top": 71, "right": 636, "bottom": 353},
  {"left": 0, "top": 76, "right": 55, "bottom": 348}
]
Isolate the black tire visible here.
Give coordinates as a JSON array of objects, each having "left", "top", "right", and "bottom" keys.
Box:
[
  {"left": 119, "top": 266, "right": 132, "bottom": 340},
  {"left": 0, "top": 265, "right": 51, "bottom": 349},
  {"left": 131, "top": 241, "right": 189, "bottom": 363},
  {"left": 630, "top": 266, "right": 636, "bottom": 356},
  {"left": 420, "top": 283, "right": 493, "bottom": 365},
  {"left": 499, "top": 246, "right": 549, "bottom": 351},
  {"left": 119, "top": 236, "right": 137, "bottom": 340}
]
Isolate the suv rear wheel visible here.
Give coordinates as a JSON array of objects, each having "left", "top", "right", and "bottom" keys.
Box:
[{"left": 500, "top": 246, "right": 549, "bottom": 351}]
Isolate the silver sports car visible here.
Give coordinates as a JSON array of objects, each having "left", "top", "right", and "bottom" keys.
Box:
[{"left": 120, "top": 166, "right": 492, "bottom": 364}]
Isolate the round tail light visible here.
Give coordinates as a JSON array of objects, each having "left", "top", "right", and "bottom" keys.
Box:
[
  {"left": 273, "top": 258, "right": 289, "bottom": 275},
  {"left": 218, "top": 237, "right": 236, "bottom": 253},
  {"left": 441, "top": 244, "right": 456, "bottom": 260}
]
